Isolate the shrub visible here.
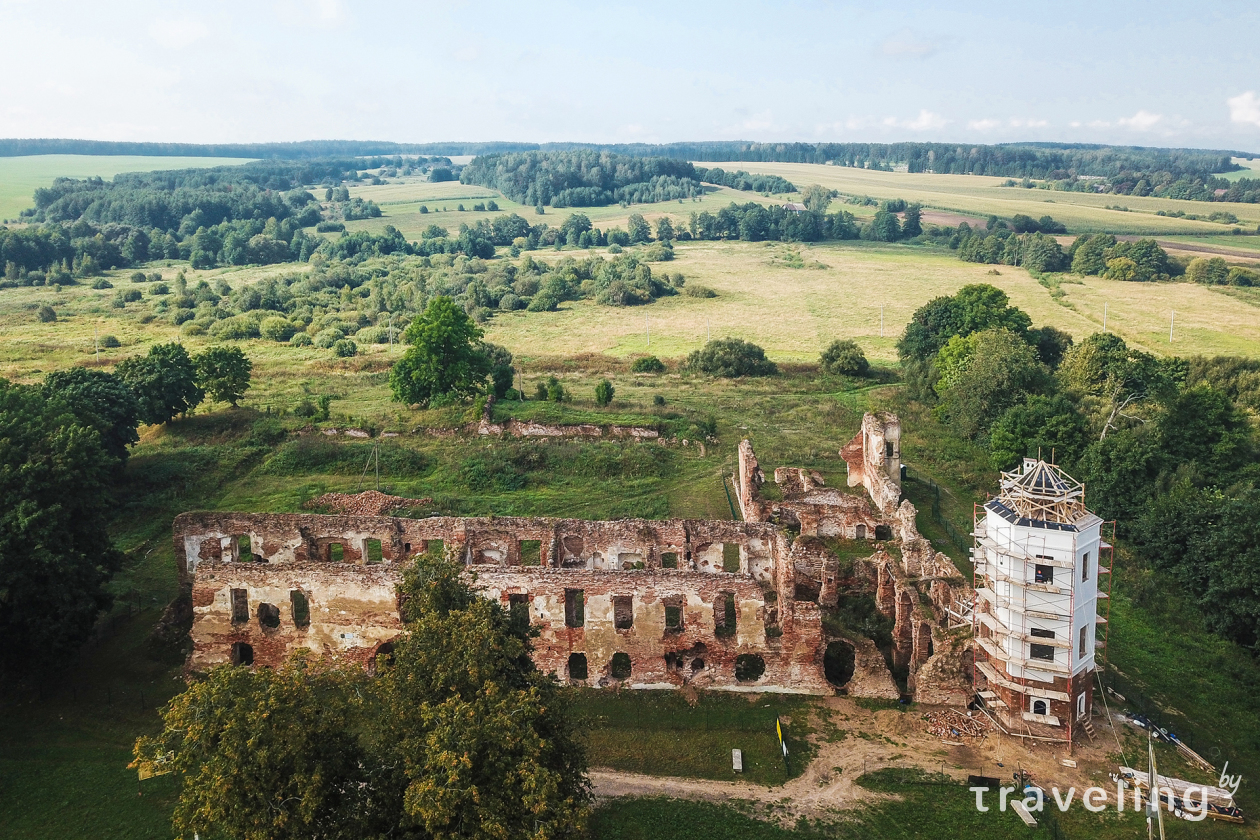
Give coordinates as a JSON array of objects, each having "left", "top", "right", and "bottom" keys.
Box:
[
  {"left": 331, "top": 338, "right": 357, "bottom": 357},
  {"left": 534, "top": 376, "right": 569, "bottom": 402},
  {"left": 180, "top": 322, "right": 206, "bottom": 336},
  {"left": 498, "top": 292, "right": 522, "bottom": 311},
  {"left": 631, "top": 355, "right": 666, "bottom": 374},
  {"left": 99, "top": 335, "right": 121, "bottom": 348},
  {"left": 594, "top": 379, "right": 615, "bottom": 406},
  {"left": 289, "top": 332, "right": 313, "bottom": 347},
  {"left": 682, "top": 284, "right": 716, "bottom": 298},
  {"left": 121, "top": 288, "right": 143, "bottom": 303},
  {"left": 820, "top": 339, "right": 870, "bottom": 376},
  {"left": 91, "top": 278, "right": 113, "bottom": 289},
  {"left": 642, "top": 242, "right": 674, "bottom": 262},
  {"left": 36, "top": 305, "right": 56, "bottom": 322},
  {"left": 653, "top": 394, "right": 666, "bottom": 406},
  {"left": 147, "top": 272, "right": 162, "bottom": 283},
  {"left": 683, "top": 338, "right": 777, "bottom": 377},
  {"left": 313, "top": 328, "right": 345, "bottom": 349},
  {"left": 355, "top": 326, "right": 389, "bottom": 344},
  {"left": 210, "top": 315, "right": 261, "bottom": 340},
  {"left": 130, "top": 271, "right": 146, "bottom": 283},
  {"left": 315, "top": 220, "right": 345, "bottom": 233},
  {"left": 607, "top": 243, "right": 623, "bottom": 254},
  {"left": 111, "top": 296, "right": 126, "bottom": 309},
  {"left": 260, "top": 316, "right": 296, "bottom": 342},
  {"left": 150, "top": 283, "right": 169, "bottom": 295}
]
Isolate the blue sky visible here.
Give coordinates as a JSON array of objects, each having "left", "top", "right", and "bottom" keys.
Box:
[{"left": 3, "top": 0, "right": 1259, "bottom": 152}]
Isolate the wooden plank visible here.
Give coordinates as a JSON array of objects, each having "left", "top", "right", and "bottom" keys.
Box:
[
  {"left": 732, "top": 749, "right": 743, "bottom": 773},
  {"left": 1011, "top": 801, "right": 1038, "bottom": 827}
]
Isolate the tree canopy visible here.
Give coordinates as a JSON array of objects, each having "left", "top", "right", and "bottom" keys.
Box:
[
  {"left": 116, "top": 342, "right": 204, "bottom": 424},
  {"left": 41, "top": 367, "right": 140, "bottom": 462},
  {"left": 684, "top": 338, "right": 777, "bottom": 378},
  {"left": 389, "top": 297, "right": 492, "bottom": 406},
  {"left": 195, "top": 346, "right": 252, "bottom": 407}
]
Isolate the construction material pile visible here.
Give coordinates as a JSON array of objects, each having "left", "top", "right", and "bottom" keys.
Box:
[
  {"left": 924, "top": 710, "right": 990, "bottom": 740},
  {"left": 304, "top": 490, "right": 432, "bottom": 516}
]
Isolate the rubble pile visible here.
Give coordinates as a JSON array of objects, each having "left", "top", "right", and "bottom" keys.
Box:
[
  {"left": 305, "top": 490, "right": 431, "bottom": 516},
  {"left": 924, "top": 709, "right": 990, "bottom": 740}
]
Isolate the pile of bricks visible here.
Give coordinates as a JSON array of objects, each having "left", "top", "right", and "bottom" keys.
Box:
[
  {"left": 304, "top": 490, "right": 431, "bottom": 516},
  {"left": 924, "top": 709, "right": 989, "bottom": 740}
]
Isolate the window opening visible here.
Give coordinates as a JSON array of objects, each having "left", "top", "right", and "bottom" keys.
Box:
[
  {"left": 874, "top": 524, "right": 893, "bottom": 540},
  {"left": 1030, "top": 627, "right": 1055, "bottom": 639},
  {"left": 1077, "top": 693, "right": 1086, "bottom": 717},
  {"left": 364, "top": 539, "right": 383, "bottom": 564},
  {"left": 722, "top": 543, "right": 741, "bottom": 573},
  {"left": 427, "top": 539, "right": 444, "bottom": 557},
  {"left": 824, "top": 640, "right": 856, "bottom": 687},
  {"left": 1082, "top": 551, "right": 1090, "bottom": 582},
  {"left": 257, "top": 602, "right": 281, "bottom": 630},
  {"left": 1032, "top": 698, "right": 1048, "bottom": 716},
  {"left": 328, "top": 543, "right": 344, "bottom": 562},
  {"left": 855, "top": 524, "right": 866, "bottom": 540},
  {"left": 290, "top": 590, "right": 311, "bottom": 628},
  {"left": 231, "top": 642, "right": 253, "bottom": 666},
  {"left": 564, "top": 589, "right": 585, "bottom": 628},
  {"left": 734, "top": 653, "right": 766, "bottom": 682},
  {"left": 508, "top": 593, "right": 531, "bottom": 631},
  {"left": 519, "top": 540, "right": 542, "bottom": 566},
  {"left": 610, "top": 652, "right": 632, "bottom": 680},
  {"left": 567, "top": 652, "right": 588, "bottom": 681},
  {"left": 1030, "top": 643, "right": 1055, "bottom": 662},
  {"left": 1034, "top": 563, "right": 1054, "bottom": 585},
  {"left": 661, "top": 551, "right": 679, "bottom": 569},
  {"left": 1079, "top": 625, "right": 1088, "bottom": 658},
  {"left": 885, "top": 441, "right": 894, "bottom": 457},
  {"left": 664, "top": 596, "right": 684, "bottom": 632},
  {"left": 612, "top": 595, "right": 634, "bottom": 630},
  {"left": 714, "top": 591, "right": 737, "bottom": 637},
  {"left": 231, "top": 588, "right": 249, "bottom": 623},
  {"left": 238, "top": 534, "right": 255, "bottom": 562}
]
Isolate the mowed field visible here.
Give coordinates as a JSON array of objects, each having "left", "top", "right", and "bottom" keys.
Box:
[
  {"left": 703, "top": 161, "right": 1260, "bottom": 235},
  {"left": 0, "top": 154, "right": 252, "bottom": 220}
]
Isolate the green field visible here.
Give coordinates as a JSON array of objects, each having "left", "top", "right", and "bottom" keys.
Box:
[
  {"left": 1218, "top": 156, "right": 1260, "bottom": 182},
  {"left": 709, "top": 160, "right": 1260, "bottom": 235},
  {"left": 0, "top": 154, "right": 251, "bottom": 220}
]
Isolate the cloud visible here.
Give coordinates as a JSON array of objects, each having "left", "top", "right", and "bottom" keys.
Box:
[
  {"left": 1228, "top": 91, "right": 1260, "bottom": 128},
  {"left": 147, "top": 18, "right": 209, "bottom": 48},
  {"left": 1117, "top": 110, "right": 1162, "bottom": 131},
  {"left": 886, "top": 110, "right": 949, "bottom": 131},
  {"left": 1009, "top": 117, "right": 1049, "bottom": 129},
  {"left": 880, "top": 28, "right": 938, "bottom": 59},
  {"left": 968, "top": 118, "right": 1001, "bottom": 132}
]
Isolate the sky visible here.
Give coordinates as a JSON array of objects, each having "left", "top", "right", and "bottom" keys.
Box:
[{"left": 3, "top": 0, "right": 1260, "bottom": 153}]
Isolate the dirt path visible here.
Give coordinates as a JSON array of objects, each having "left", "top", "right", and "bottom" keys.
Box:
[{"left": 590, "top": 695, "right": 1132, "bottom": 820}]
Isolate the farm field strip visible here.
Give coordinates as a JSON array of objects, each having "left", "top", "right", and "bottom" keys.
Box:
[{"left": 701, "top": 161, "right": 1260, "bottom": 234}]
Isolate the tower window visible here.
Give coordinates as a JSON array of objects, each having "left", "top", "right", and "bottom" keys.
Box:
[
  {"left": 1034, "top": 564, "right": 1054, "bottom": 585},
  {"left": 1030, "top": 643, "right": 1055, "bottom": 662},
  {"left": 1030, "top": 627, "right": 1055, "bottom": 639},
  {"left": 1079, "top": 625, "right": 1088, "bottom": 658},
  {"left": 1031, "top": 698, "right": 1048, "bottom": 716},
  {"left": 1081, "top": 551, "right": 1090, "bottom": 582}
]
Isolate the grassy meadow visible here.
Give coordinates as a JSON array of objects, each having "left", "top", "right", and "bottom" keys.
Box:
[
  {"left": 0, "top": 154, "right": 251, "bottom": 220},
  {"left": 706, "top": 161, "right": 1260, "bottom": 235}
]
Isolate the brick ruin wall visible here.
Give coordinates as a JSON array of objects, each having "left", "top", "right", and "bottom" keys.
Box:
[
  {"left": 177, "top": 412, "right": 973, "bottom": 704},
  {"left": 177, "top": 512, "right": 828, "bottom": 693},
  {"left": 735, "top": 414, "right": 975, "bottom": 705}
]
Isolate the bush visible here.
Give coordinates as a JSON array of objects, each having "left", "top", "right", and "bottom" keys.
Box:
[
  {"left": 260, "top": 316, "right": 296, "bottom": 342},
  {"left": 210, "top": 315, "right": 261, "bottom": 340},
  {"left": 130, "top": 271, "right": 146, "bottom": 283},
  {"left": 99, "top": 335, "right": 121, "bottom": 348},
  {"left": 150, "top": 282, "right": 169, "bottom": 295},
  {"left": 331, "top": 338, "right": 357, "bottom": 357},
  {"left": 684, "top": 338, "right": 777, "bottom": 377},
  {"left": 534, "top": 376, "right": 570, "bottom": 402},
  {"left": 819, "top": 339, "right": 870, "bottom": 376},
  {"left": 36, "top": 305, "right": 56, "bottom": 322},
  {"left": 607, "top": 243, "right": 623, "bottom": 254},
  {"left": 180, "top": 322, "right": 206, "bottom": 336},
  {"left": 91, "top": 278, "right": 113, "bottom": 289},
  {"left": 642, "top": 242, "right": 674, "bottom": 262},
  {"left": 498, "top": 292, "right": 522, "bottom": 311},
  {"left": 355, "top": 326, "right": 389, "bottom": 344},
  {"left": 121, "top": 288, "right": 143, "bottom": 303},
  {"left": 594, "top": 379, "right": 615, "bottom": 406},
  {"left": 315, "top": 220, "right": 345, "bottom": 233},
  {"left": 631, "top": 355, "right": 666, "bottom": 373},
  {"left": 289, "top": 332, "right": 313, "bottom": 347},
  {"left": 147, "top": 272, "right": 162, "bottom": 283},
  {"left": 682, "top": 284, "right": 717, "bottom": 298},
  {"left": 313, "top": 328, "right": 345, "bottom": 349},
  {"left": 653, "top": 394, "right": 666, "bottom": 406}
]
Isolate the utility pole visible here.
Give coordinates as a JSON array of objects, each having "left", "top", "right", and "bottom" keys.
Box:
[
  {"left": 1102, "top": 303, "right": 1108, "bottom": 333},
  {"left": 880, "top": 306, "right": 885, "bottom": 337},
  {"left": 1169, "top": 310, "right": 1175, "bottom": 343},
  {"left": 388, "top": 312, "right": 396, "bottom": 351},
  {"left": 646, "top": 315, "right": 650, "bottom": 348},
  {"left": 94, "top": 325, "right": 99, "bottom": 363},
  {"left": 706, "top": 318, "right": 710, "bottom": 342}
]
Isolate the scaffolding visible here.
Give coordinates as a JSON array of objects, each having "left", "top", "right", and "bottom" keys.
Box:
[{"left": 969, "top": 460, "right": 1111, "bottom": 753}]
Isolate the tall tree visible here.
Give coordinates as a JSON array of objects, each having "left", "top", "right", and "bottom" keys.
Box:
[
  {"left": 195, "top": 346, "right": 252, "bottom": 407},
  {"left": 42, "top": 367, "right": 140, "bottom": 462},
  {"left": 801, "top": 184, "right": 832, "bottom": 214},
  {"left": 389, "top": 297, "right": 491, "bottom": 406},
  {"left": 0, "top": 380, "right": 123, "bottom": 672},
  {"left": 116, "top": 342, "right": 204, "bottom": 424}
]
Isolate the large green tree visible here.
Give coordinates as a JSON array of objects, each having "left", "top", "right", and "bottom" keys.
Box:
[
  {"left": 41, "top": 367, "right": 140, "bottom": 462},
  {"left": 195, "top": 346, "right": 252, "bottom": 407},
  {"left": 897, "top": 284, "right": 1031, "bottom": 363},
  {"left": 934, "top": 327, "right": 1049, "bottom": 439},
  {"left": 988, "top": 393, "right": 1088, "bottom": 471},
  {"left": 683, "top": 338, "right": 777, "bottom": 378},
  {"left": 135, "top": 657, "right": 379, "bottom": 840},
  {"left": 116, "top": 342, "right": 204, "bottom": 424},
  {"left": 0, "top": 380, "right": 124, "bottom": 671},
  {"left": 390, "top": 297, "right": 493, "bottom": 406}
]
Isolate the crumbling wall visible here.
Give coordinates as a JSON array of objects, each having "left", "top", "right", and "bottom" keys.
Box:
[
  {"left": 841, "top": 412, "right": 902, "bottom": 515},
  {"left": 177, "top": 511, "right": 829, "bottom": 694}
]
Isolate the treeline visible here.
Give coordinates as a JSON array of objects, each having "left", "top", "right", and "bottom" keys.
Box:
[
  {"left": 693, "top": 167, "right": 795, "bottom": 193},
  {"left": 897, "top": 285, "right": 1260, "bottom": 650},
  {"left": 459, "top": 151, "right": 701, "bottom": 207}
]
